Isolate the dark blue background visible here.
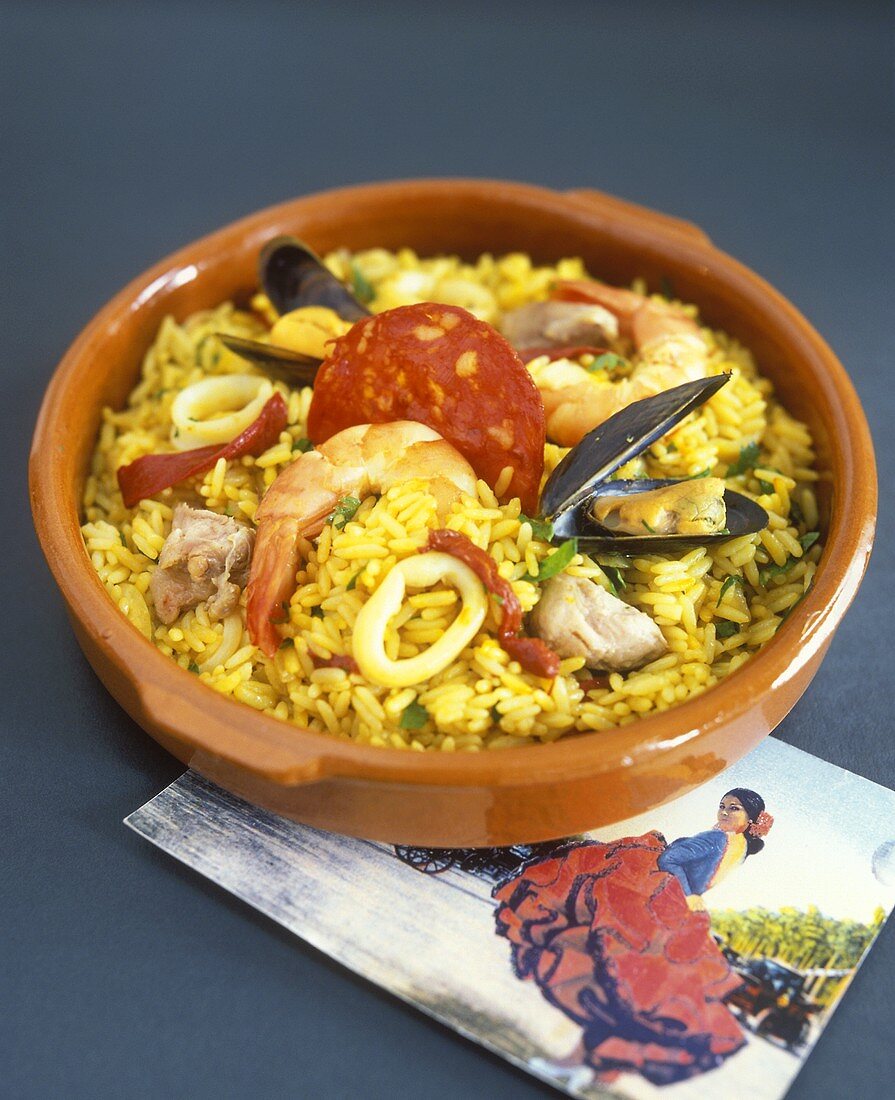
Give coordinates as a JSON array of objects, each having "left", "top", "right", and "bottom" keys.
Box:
[{"left": 5, "top": 1, "right": 893, "bottom": 1095}]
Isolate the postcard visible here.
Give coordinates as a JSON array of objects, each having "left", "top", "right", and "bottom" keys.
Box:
[{"left": 126, "top": 738, "right": 895, "bottom": 1098}]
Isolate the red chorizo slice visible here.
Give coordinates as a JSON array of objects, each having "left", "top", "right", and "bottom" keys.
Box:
[{"left": 307, "top": 303, "right": 546, "bottom": 513}]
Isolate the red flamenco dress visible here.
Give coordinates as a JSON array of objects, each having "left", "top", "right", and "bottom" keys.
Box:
[{"left": 492, "top": 831, "right": 746, "bottom": 1085}]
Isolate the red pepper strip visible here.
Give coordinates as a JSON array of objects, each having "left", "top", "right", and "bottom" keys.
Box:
[
  {"left": 117, "top": 393, "right": 288, "bottom": 508},
  {"left": 518, "top": 345, "right": 610, "bottom": 364},
  {"left": 311, "top": 653, "right": 360, "bottom": 674},
  {"left": 427, "top": 529, "right": 560, "bottom": 679}
]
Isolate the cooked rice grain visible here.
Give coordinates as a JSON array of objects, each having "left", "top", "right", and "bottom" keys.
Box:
[{"left": 81, "top": 253, "right": 822, "bottom": 750}]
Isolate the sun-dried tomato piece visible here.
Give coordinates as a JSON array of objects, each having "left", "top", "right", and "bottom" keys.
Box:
[
  {"left": 578, "top": 674, "right": 611, "bottom": 693},
  {"left": 427, "top": 529, "right": 560, "bottom": 679},
  {"left": 117, "top": 393, "right": 288, "bottom": 508},
  {"left": 307, "top": 303, "right": 546, "bottom": 513},
  {"left": 311, "top": 653, "right": 360, "bottom": 674}
]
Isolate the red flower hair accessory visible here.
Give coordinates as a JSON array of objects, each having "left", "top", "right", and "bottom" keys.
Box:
[{"left": 748, "top": 810, "right": 774, "bottom": 837}]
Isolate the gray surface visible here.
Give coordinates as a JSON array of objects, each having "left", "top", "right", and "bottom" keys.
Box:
[{"left": 4, "top": 1, "right": 892, "bottom": 1096}]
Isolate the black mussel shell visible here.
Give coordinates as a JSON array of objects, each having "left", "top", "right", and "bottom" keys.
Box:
[
  {"left": 552, "top": 477, "right": 769, "bottom": 553},
  {"left": 215, "top": 333, "right": 321, "bottom": 384},
  {"left": 260, "top": 236, "right": 371, "bottom": 322},
  {"left": 541, "top": 374, "right": 731, "bottom": 521}
]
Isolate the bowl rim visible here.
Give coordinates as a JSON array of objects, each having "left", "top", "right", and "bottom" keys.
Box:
[{"left": 30, "top": 178, "right": 878, "bottom": 788}]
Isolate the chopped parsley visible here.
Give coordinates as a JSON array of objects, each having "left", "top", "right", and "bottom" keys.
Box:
[
  {"left": 715, "top": 621, "right": 739, "bottom": 639},
  {"left": 292, "top": 437, "right": 313, "bottom": 453},
  {"left": 660, "top": 275, "right": 676, "bottom": 299},
  {"left": 642, "top": 520, "right": 656, "bottom": 534},
  {"left": 758, "top": 478, "right": 774, "bottom": 495},
  {"left": 689, "top": 468, "right": 713, "bottom": 479},
  {"left": 346, "top": 571, "right": 362, "bottom": 591},
  {"left": 523, "top": 538, "right": 578, "bottom": 582},
  {"left": 349, "top": 261, "right": 375, "bottom": 304},
  {"left": 328, "top": 496, "right": 361, "bottom": 530},
  {"left": 602, "top": 565, "right": 626, "bottom": 595},
  {"left": 490, "top": 705, "right": 502, "bottom": 724},
  {"left": 187, "top": 661, "right": 201, "bottom": 674},
  {"left": 310, "top": 605, "right": 325, "bottom": 619},
  {"left": 119, "top": 532, "right": 128, "bottom": 547},
  {"left": 587, "top": 352, "right": 629, "bottom": 373},
  {"left": 279, "top": 637, "right": 294, "bottom": 649},
  {"left": 759, "top": 559, "right": 795, "bottom": 585},
  {"left": 758, "top": 535, "right": 817, "bottom": 586},
  {"left": 789, "top": 500, "right": 805, "bottom": 526},
  {"left": 399, "top": 701, "right": 429, "bottom": 730},
  {"left": 718, "top": 575, "right": 744, "bottom": 603},
  {"left": 519, "top": 513, "right": 555, "bottom": 542},
  {"left": 726, "top": 441, "right": 761, "bottom": 478}
]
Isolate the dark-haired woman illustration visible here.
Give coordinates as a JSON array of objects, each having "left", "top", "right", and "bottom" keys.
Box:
[{"left": 494, "top": 788, "right": 774, "bottom": 1087}]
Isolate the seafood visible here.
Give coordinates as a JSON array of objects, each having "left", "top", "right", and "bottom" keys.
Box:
[
  {"left": 82, "top": 241, "right": 822, "bottom": 752},
  {"left": 245, "top": 420, "right": 477, "bottom": 656},
  {"left": 259, "top": 236, "right": 371, "bottom": 322},
  {"left": 590, "top": 477, "right": 728, "bottom": 536},
  {"left": 352, "top": 551, "right": 488, "bottom": 688},
  {"left": 540, "top": 376, "right": 768, "bottom": 554},
  {"left": 499, "top": 300, "right": 619, "bottom": 350},
  {"left": 170, "top": 375, "right": 274, "bottom": 449},
  {"left": 528, "top": 281, "right": 709, "bottom": 447},
  {"left": 218, "top": 237, "right": 370, "bottom": 382}
]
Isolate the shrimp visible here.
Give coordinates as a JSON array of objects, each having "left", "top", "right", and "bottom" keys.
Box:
[
  {"left": 528, "top": 282, "right": 710, "bottom": 447},
  {"left": 246, "top": 420, "right": 478, "bottom": 656}
]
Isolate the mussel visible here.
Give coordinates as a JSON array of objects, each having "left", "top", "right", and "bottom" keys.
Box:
[
  {"left": 217, "top": 236, "right": 370, "bottom": 383},
  {"left": 259, "top": 236, "right": 370, "bottom": 322},
  {"left": 540, "top": 374, "right": 769, "bottom": 553}
]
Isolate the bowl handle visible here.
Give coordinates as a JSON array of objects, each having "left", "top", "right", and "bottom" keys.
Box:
[
  {"left": 564, "top": 189, "right": 713, "bottom": 247},
  {"left": 136, "top": 678, "right": 331, "bottom": 785}
]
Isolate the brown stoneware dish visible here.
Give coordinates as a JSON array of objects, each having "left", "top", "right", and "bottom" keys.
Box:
[{"left": 30, "top": 180, "right": 877, "bottom": 846}]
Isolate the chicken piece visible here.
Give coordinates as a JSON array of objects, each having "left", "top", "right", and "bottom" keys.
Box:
[
  {"left": 529, "top": 574, "right": 667, "bottom": 672},
  {"left": 592, "top": 478, "right": 727, "bottom": 536},
  {"left": 150, "top": 504, "right": 255, "bottom": 625},
  {"left": 499, "top": 300, "right": 619, "bottom": 351}
]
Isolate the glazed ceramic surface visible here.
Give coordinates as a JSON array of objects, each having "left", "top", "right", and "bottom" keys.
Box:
[{"left": 30, "top": 180, "right": 877, "bottom": 845}]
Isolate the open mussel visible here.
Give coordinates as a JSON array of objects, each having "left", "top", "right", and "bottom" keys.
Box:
[
  {"left": 259, "top": 236, "right": 371, "bottom": 322},
  {"left": 216, "top": 334, "right": 321, "bottom": 385},
  {"left": 217, "top": 236, "right": 371, "bottom": 382},
  {"left": 540, "top": 375, "right": 769, "bottom": 553}
]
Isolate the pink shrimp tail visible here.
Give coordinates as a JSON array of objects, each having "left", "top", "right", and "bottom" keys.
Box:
[
  {"left": 553, "top": 279, "right": 699, "bottom": 348},
  {"left": 553, "top": 280, "right": 643, "bottom": 339},
  {"left": 246, "top": 516, "right": 303, "bottom": 657}
]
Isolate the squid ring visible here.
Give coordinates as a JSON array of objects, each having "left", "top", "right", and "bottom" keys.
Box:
[
  {"left": 171, "top": 374, "right": 273, "bottom": 450},
  {"left": 353, "top": 552, "right": 487, "bottom": 688}
]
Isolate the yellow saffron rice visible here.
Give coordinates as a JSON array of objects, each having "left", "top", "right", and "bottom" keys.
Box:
[{"left": 81, "top": 248, "right": 822, "bottom": 751}]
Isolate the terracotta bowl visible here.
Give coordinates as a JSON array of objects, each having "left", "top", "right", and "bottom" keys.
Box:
[{"left": 30, "top": 180, "right": 876, "bottom": 846}]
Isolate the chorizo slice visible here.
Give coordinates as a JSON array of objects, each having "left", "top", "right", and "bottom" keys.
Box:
[{"left": 307, "top": 303, "right": 546, "bottom": 513}]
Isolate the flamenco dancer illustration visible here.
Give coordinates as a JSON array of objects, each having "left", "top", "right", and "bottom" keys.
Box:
[{"left": 493, "top": 788, "right": 774, "bottom": 1088}]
